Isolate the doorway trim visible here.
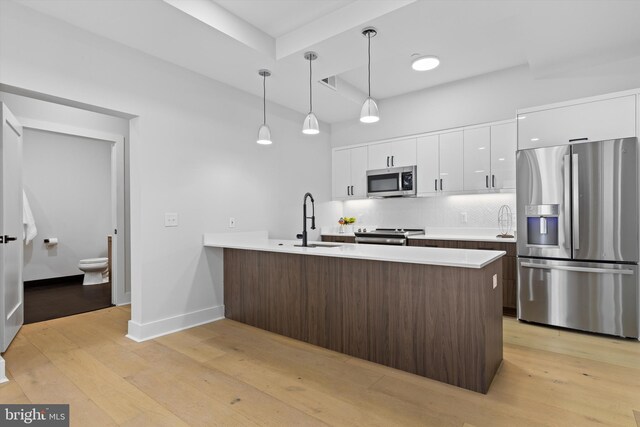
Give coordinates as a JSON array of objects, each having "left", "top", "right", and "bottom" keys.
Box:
[{"left": 17, "top": 117, "right": 129, "bottom": 305}]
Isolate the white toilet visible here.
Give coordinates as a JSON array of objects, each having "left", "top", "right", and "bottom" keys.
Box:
[{"left": 78, "top": 257, "right": 109, "bottom": 285}]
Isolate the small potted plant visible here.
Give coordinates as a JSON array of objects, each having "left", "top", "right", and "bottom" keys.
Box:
[{"left": 338, "top": 216, "right": 356, "bottom": 233}]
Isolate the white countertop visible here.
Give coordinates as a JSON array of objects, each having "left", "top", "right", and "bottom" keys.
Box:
[
  {"left": 204, "top": 231, "right": 505, "bottom": 269},
  {"left": 321, "top": 228, "right": 516, "bottom": 243},
  {"left": 408, "top": 234, "right": 516, "bottom": 243}
]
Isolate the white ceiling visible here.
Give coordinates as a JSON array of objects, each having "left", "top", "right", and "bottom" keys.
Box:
[
  {"left": 213, "top": 0, "right": 355, "bottom": 38},
  {"left": 14, "top": 0, "right": 640, "bottom": 124}
]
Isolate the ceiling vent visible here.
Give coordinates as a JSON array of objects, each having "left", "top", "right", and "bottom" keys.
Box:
[{"left": 319, "top": 76, "right": 337, "bottom": 91}]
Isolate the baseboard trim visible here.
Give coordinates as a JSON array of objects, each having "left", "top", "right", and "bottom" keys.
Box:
[{"left": 126, "top": 305, "right": 224, "bottom": 342}]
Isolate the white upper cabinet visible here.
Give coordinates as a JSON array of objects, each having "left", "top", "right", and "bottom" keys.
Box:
[
  {"left": 350, "top": 146, "right": 368, "bottom": 198},
  {"left": 416, "top": 135, "right": 439, "bottom": 195},
  {"left": 332, "top": 146, "right": 368, "bottom": 200},
  {"left": 463, "top": 127, "right": 491, "bottom": 191},
  {"left": 518, "top": 95, "right": 636, "bottom": 149},
  {"left": 367, "top": 138, "right": 416, "bottom": 170},
  {"left": 490, "top": 121, "right": 517, "bottom": 189},
  {"left": 367, "top": 142, "right": 392, "bottom": 170},
  {"left": 391, "top": 138, "right": 417, "bottom": 167},
  {"left": 438, "top": 131, "right": 464, "bottom": 192},
  {"left": 332, "top": 149, "right": 350, "bottom": 199}
]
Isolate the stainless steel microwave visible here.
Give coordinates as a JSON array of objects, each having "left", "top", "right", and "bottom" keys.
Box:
[{"left": 366, "top": 165, "right": 417, "bottom": 198}]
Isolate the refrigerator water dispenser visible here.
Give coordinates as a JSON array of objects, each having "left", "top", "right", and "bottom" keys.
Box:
[{"left": 525, "top": 204, "right": 559, "bottom": 246}]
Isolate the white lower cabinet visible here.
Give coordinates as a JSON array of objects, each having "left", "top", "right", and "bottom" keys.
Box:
[
  {"left": 332, "top": 146, "right": 367, "bottom": 199},
  {"left": 518, "top": 95, "right": 636, "bottom": 150}
]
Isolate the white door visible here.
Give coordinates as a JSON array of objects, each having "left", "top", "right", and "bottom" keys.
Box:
[
  {"left": 349, "top": 146, "right": 368, "bottom": 198},
  {"left": 332, "top": 149, "right": 350, "bottom": 199},
  {"left": 490, "top": 122, "right": 517, "bottom": 189},
  {"left": 439, "top": 131, "right": 464, "bottom": 192},
  {"left": 463, "top": 126, "right": 491, "bottom": 191},
  {"left": 0, "top": 103, "right": 24, "bottom": 352},
  {"left": 416, "top": 135, "right": 439, "bottom": 195},
  {"left": 391, "top": 138, "right": 417, "bottom": 167}
]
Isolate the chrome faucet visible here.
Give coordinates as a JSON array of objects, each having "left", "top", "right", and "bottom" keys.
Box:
[{"left": 296, "top": 192, "right": 316, "bottom": 247}]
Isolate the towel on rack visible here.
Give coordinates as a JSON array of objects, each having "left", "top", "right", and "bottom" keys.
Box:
[{"left": 23, "top": 190, "right": 37, "bottom": 245}]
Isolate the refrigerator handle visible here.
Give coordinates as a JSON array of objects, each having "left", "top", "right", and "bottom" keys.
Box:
[
  {"left": 572, "top": 153, "right": 580, "bottom": 250},
  {"left": 521, "top": 262, "right": 634, "bottom": 275},
  {"left": 563, "top": 154, "right": 571, "bottom": 249}
]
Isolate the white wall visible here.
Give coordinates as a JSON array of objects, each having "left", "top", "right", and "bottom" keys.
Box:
[
  {"left": 0, "top": 1, "right": 332, "bottom": 338},
  {"left": 331, "top": 64, "right": 640, "bottom": 147},
  {"left": 22, "top": 129, "right": 112, "bottom": 281}
]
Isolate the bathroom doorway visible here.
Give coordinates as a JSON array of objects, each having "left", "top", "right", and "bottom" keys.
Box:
[{"left": 0, "top": 91, "right": 129, "bottom": 324}]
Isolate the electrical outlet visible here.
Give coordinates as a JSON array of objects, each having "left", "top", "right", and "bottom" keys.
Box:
[
  {"left": 460, "top": 212, "right": 468, "bottom": 224},
  {"left": 164, "top": 213, "right": 178, "bottom": 227},
  {"left": 229, "top": 217, "right": 236, "bottom": 228}
]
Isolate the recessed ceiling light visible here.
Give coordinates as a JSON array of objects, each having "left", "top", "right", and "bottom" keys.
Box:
[{"left": 411, "top": 55, "right": 440, "bottom": 71}]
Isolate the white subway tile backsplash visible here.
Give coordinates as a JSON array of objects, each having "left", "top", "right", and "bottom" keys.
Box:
[{"left": 337, "top": 193, "right": 516, "bottom": 233}]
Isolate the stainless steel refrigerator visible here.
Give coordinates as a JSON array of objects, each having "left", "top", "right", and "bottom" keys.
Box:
[{"left": 516, "top": 137, "right": 639, "bottom": 338}]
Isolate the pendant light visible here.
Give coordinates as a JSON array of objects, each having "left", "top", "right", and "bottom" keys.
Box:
[
  {"left": 360, "top": 27, "right": 379, "bottom": 123},
  {"left": 302, "top": 51, "right": 319, "bottom": 135},
  {"left": 257, "top": 69, "right": 272, "bottom": 145}
]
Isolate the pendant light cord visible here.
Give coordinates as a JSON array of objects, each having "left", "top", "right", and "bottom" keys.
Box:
[
  {"left": 262, "top": 73, "right": 266, "bottom": 125},
  {"left": 367, "top": 32, "right": 371, "bottom": 98},
  {"left": 309, "top": 56, "right": 313, "bottom": 113}
]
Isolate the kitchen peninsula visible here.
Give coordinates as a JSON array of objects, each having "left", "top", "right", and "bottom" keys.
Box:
[{"left": 204, "top": 231, "right": 505, "bottom": 393}]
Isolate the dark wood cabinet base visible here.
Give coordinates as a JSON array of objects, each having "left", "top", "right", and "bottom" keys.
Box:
[
  {"left": 224, "top": 249, "right": 503, "bottom": 393},
  {"left": 408, "top": 238, "right": 517, "bottom": 314}
]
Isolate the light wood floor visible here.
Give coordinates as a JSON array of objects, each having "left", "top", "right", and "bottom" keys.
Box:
[{"left": 1, "top": 306, "right": 639, "bottom": 426}]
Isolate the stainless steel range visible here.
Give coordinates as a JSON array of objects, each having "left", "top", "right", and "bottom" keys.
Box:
[{"left": 354, "top": 228, "right": 424, "bottom": 246}]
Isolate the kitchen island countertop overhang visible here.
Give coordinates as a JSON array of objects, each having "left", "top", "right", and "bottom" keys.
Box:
[{"left": 204, "top": 231, "right": 506, "bottom": 269}]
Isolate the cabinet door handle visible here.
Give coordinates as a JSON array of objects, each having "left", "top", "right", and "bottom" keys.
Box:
[
  {"left": 391, "top": 156, "right": 394, "bottom": 167},
  {"left": 492, "top": 174, "right": 495, "bottom": 188},
  {"left": 351, "top": 185, "right": 354, "bottom": 195},
  {"left": 347, "top": 185, "right": 350, "bottom": 196},
  {"left": 434, "top": 179, "right": 438, "bottom": 191},
  {"left": 386, "top": 156, "right": 389, "bottom": 167},
  {"left": 485, "top": 175, "right": 489, "bottom": 188},
  {"left": 440, "top": 178, "right": 443, "bottom": 191}
]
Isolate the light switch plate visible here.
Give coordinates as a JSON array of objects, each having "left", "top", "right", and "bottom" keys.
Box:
[
  {"left": 165, "top": 213, "right": 178, "bottom": 227},
  {"left": 492, "top": 274, "right": 498, "bottom": 289}
]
